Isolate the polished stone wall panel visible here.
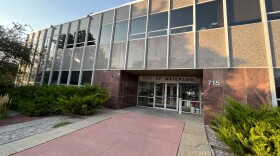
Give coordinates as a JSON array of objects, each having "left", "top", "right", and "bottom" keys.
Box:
[
  {"left": 102, "top": 10, "right": 114, "bottom": 25},
  {"left": 71, "top": 47, "right": 83, "bottom": 71},
  {"left": 203, "top": 68, "right": 272, "bottom": 124},
  {"left": 170, "top": 33, "right": 194, "bottom": 68},
  {"left": 171, "top": 0, "right": 193, "bottom": 9},
  {"left": 127, "top": 39, "right": 145, "bottom": 69},
  {"left": 96, "top": 44, "right": 110, "bottom": 69},
  {"left": 197, "top": 28, "right": 227, "bottom": 68},
  {"left": 229, "top": 23, "right": 267, "bottom": 67},
  {"left": 83, "top": 46, "right": 95, "bottom": 70},
  {"left": 147, "top": 36, "right": 167, "bottom": 69},
  {"left": 269, "top": 21, "right": 280, "bottom": 67},
  {"left": 110, "top": 42, "right": 126, "bottom": 69},
  {"left": 62, "top": 49, "right": 72, "bottom": 70},
  {"left": 150, "top": 0, "right": 168, "bottom": 14},
  {"left": 132, "top": 0, "right": 148, "bottom": 18},
  {"left": 54, "top": 50, "right": 62, "bottom": 71},
  {"left": 116, "top": 6, "right": 130, "bottom": 22}
]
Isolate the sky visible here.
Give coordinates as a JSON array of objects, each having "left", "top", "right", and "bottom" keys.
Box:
[{"left": 0, "top": 0, "right": 135, "bottom": 32}]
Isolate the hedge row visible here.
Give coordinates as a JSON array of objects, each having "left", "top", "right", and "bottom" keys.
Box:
[{"left": 9, "top": 85, "right": 109, "bottom": 116}]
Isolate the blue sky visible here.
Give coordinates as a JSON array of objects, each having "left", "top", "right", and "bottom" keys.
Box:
[{"left": 0, "top": 0, "right": 134, "bottom": 32}]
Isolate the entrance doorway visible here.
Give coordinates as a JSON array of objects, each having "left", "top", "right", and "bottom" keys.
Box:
[{"left": 137, "top": 76, "right": 202, "bottom": 114}]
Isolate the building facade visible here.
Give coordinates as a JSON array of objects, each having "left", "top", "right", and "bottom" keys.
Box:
[{"left": 17, "top": 0, "right": 280, "bottom": 123}]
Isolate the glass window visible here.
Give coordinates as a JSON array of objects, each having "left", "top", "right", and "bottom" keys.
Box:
[
  {"left": 88, "top": 27, "right": 99, "bottom": 46},
  {"left": 81, "top": 71, "right": 92, "bottom": 85},
  {"left": 99, "top": 24, "right": 112, "bottom": 44},
  {"left": 114, "top": 20, "right": 128, "bottom": 42},
  {"left": 70, "top": 71, "right": 79, "bottom": 85},
  {"left": 149, "top": 12, "right": 168, "bottom": 32},
  {"left": 130, "top": 16, "right": 147, "bottom": 34},
  {"left": 58, "top": 34, "right": 66, "bottom": 49},
  {"left": 76, "top": 30, "right": 87, "bottom": 47},
  {"left": 138, "top": 81, "right": 155, "bottom": 107},
  {"left": 227, "top": 0, "right": 261, "bottom": 26},
  {"left": 149, "top": 30, "right": 167, "bottom": 37},
  {"left": 60, "top": 71, "right": 69, "bottom": 84},
  {"left": 171, "top": 7, "right": 193, "bottom": 28},
  {"left": 266, "top": 0, "right": 280, "bottom": 21},
  {"left": 197, "top": 0, "right": 224, "bottom": 30},
  {"left": 266, "top": 0, "right": 280, "bottom": 12},
  {"left": 67, "top": 32, "right": 75, "bottom": 48},
  {"left": 274, "top": 69, "right": 280, "bottom": 100},
  {"left": 51, "top": 71, "right": 59, "bottom": 84},
  {"left": 171, "top": 6, "right": 193, "bottom": 34}
]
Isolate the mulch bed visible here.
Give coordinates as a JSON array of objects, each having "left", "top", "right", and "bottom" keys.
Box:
[{"left": 0, "top": 115, "right": 41, "bottom": 127}]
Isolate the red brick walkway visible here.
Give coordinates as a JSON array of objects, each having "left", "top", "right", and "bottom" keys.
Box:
[{"left": 14, "top": 112, "right": 184, "bottom": 156}]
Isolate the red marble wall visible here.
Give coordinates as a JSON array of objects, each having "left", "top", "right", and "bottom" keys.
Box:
[
  {"left": 203, "top": 68, "right": 272, "bottom": 124},
  {"left": 94, "top": 70, "right": 138, "bottom": 109}
]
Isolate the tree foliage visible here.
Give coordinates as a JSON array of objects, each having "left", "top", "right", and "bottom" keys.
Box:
[{"left": 0, "top": 23, "right": 32, "bottom": 94}]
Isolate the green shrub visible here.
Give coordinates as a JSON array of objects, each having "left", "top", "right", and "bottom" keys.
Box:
[
  {"left": 53, "top": 121, "right": 72, "bottom": 128},
  {"left": 0, "top": 94, "right": 11, "bottom": 119},
  {"left": 210, "top": 96, "right": 280, "bottom": 156},
  {"left": 9, "top": 85, "right": 108, "bottom": 116}
]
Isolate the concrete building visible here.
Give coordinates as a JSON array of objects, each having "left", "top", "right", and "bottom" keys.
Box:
[{"left": 18, "top": 0, "right": 280, "bottom": 123}]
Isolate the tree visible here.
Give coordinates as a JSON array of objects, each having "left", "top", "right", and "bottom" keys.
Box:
[{"left": 0, "top": 23, "right": 32, "bottom": 94}]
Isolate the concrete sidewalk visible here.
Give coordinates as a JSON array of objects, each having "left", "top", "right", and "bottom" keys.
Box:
[{"left": 0, "top": 107, "right": 211, "bottom": 156}]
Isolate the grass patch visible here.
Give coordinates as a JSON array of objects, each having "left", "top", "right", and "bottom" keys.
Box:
[{"left": 53, "top": 121, "right": 72, "bottom": 128}]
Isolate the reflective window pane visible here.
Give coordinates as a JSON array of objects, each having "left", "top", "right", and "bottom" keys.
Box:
[
  {"left": 266, "top": 0, "right": 280, "bottom": 13},
  {"left": 197, "top": 0, "right": 224, "bottom": 30},
  {"left": 171, "top": 26, "right": 192, "bottom": 34},
  {"left": 60, "top": 71, "right": 69, "bottom": 84},
  {"left": 129, "top": 33, "right": 145, "bottom": 40},
  {"left": 77, "top": 30, "right": 86, "bottom": 44},
  {"left": 148, "top": 30, "right": 167, "bottom": 37},
  {"left": 99, "top": 24, "right": 112, "bottom": 44},
  {"left": 81, "top": 71, "right": 92, "bottom": 85},
  {"left": 88, "top": 27, "right": 99, "bottom": 45},
  {"left": 130, "top": 16, "right": 147, "bottom": 35},
  {"left": 149, "top": 12, "right": 168, "bottom": 32},
  {"left": 171, "top": 7, "right": 193, "bottom": 28},
  {"left": 268, "top": 13, "right": 280, "bottom": 20},
  {"left": 274, "top": 69, "right": 280, "bottom": 99},
  {"left": 114, "top": 20, "right": 128, "bottom": 42},
  {"left": 227, "top": 0, "right": 261, "bottom": 26},
  {"left": 58, "top": 34, "right": 66, "bottom": 49},
  {"left": 70, "top": 71, "right": 79, "bottom": 85}
]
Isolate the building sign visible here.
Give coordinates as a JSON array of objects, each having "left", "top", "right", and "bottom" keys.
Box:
[{"left": 139, "top": 76, "right": 201, "bottom": 83}]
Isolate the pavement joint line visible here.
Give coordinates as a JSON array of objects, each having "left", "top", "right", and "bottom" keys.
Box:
[{"left": 0, "top": 110, "right": 122, "bottom": 156}]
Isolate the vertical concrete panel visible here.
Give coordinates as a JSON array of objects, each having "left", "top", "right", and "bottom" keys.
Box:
[
  {"left": 169, "top": 33, "right": 194, "bottom": 68},
  {"left": 197, "top": 28, "right": 227, "bottom": 68},
  {"left": 71, "top": 47, "right": 83, "bottom": 71},
  {"left": 110, "top": 42, "right": 126, "bottom": 69},
  {"left": 54, "top": 50, "right": 62, "bottom": 70},
  {"left": 147, "top": 36, "right": 167, "bottom": 69},
  {"left": 132, "top": 0, "right": 148, "bottom": 18},
  {"left": 229, "top": 23, "right": 268, "bottom": 67},
  {"left": 116, "top": 6, "right": 130, "bottom": 22},
  {"left": 62, "top": 49, "right": 72, "bottom": 70},
  {"left": 171, "top": 0, "right": 193, "bottom": 9},
  {"left": 150, "top": 0, "right": 168, "bottom": 14},
  {"left": 127, "top": 39, "right": 145, "bottom": 69},
  {"left": 83, "top": 46, "right": 95, "bottom": 70},
  {"left": 96, "top": 44, "right": 110, "bottom": 69},
  {"left": 102, "top": 10, "right": 114, "bottom": 25},
  {"left": 269, "top": 21, "right": 280, "bottom": 67}
]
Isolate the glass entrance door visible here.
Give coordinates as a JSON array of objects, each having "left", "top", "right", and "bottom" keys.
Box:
[
  {"left": 166, "top": 83, "right": 178, "bottom": 110},
  {"left": 155, "top": 83, "right": 165, "bottom": 108}
]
